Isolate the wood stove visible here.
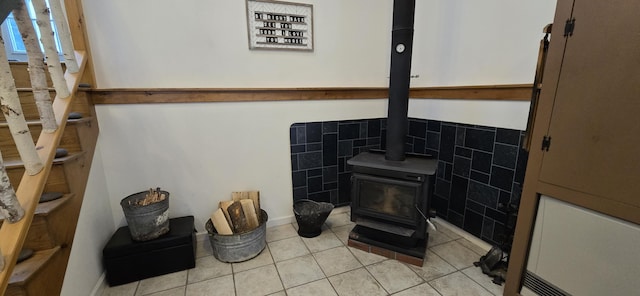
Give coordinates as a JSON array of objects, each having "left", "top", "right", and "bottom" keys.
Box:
[
  {"left": 347, "top": 0, "right": 437, "bottom": 266},
  {"left": 348, "top": 151, "right": 436, "bottom": 263}
]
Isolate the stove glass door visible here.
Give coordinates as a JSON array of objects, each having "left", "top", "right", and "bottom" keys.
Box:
[{"left": 353, "top": 173, "right": 422, "bottom": 225}]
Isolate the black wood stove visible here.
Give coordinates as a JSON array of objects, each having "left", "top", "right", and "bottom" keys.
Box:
[{"left": 347, "top": 0, "right": 437, "bottom": 265}]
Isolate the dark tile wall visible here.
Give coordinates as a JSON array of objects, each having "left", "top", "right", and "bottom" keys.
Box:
[
  {"left": 290, "top": 119, "right": 386, "bottom": 206},
  {"left": 405, "top": 119, "right": 528, "bottom": 246},
  {"left": 290, "top": 118, "right": 528, "bottom": 246}
]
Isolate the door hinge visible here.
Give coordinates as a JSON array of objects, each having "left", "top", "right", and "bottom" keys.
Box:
[
  {"left": 541, "top": 136, "right": 552, "bottom": 151},
  {"left": 564, "top": 18, "right": 575, "bottom": 37}
]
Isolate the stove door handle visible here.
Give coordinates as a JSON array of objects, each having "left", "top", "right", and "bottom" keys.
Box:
[
  {"left": 415, "top": 205, "right": 437, "bottom": 232},
  {"left": 415, "top": 205, "right": 428, "bottom": 222}
]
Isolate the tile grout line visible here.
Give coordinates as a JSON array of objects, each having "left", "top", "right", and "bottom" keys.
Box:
[
  {"left": 460, "top": 268, "right": 503, "bottom": 296},
  {"left": 107, "top": 213, "right": 500, "bottom": 296},
  {"left": 269, "top": 242, "right": 288, "bottom": 296}
]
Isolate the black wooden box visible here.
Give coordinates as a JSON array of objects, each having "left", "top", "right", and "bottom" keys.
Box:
[{"left": 103, "top": 216, "right": 196, "bottom": 286}]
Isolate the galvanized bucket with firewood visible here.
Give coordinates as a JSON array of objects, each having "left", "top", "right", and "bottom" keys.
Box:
[
  {"left": 206, "top": 191, "right": 267, "bottom": 262},
  {"left": 120, "top": 188, "right": 170, "bottom": 241}
]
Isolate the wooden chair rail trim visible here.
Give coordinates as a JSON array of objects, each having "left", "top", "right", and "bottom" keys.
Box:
[
  {"left": 90, "top": 84, "right": 533, "bottom": 104},
  {"left": 0, "top": 117, "right": 91, "bottom": 127},
  {"left": 0, "top": 51, "right": 86, "bottom": 294}
]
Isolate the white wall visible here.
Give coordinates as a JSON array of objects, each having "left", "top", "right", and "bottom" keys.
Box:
[
  {"left": 84, "top": 0, "right": 393, "bottom": 88},
  {"left": 409, "top": 99, "right": 531, "bottom": 130},
  {"left": 95, "top": 100, "right": 387, "bottom": 230},
  {"left": 67, "top": 0, "right": 556, "bottom": 294},
  {"left": 83, "top": 0, "right": 556, "bottom": 89},
  {"left": 62, "top": 146, "right": 115, "bottom": 296}
]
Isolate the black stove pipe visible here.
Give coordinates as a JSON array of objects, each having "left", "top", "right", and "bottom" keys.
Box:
[{"left": 385, "top": 0, "right": 416, "bottom": 161}]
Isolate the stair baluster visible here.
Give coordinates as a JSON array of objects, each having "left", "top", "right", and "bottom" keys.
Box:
[
  {"left": 0, "top": 34, "right": 44, "bottom": 176},
  {"left": 1, "top": 0, "right": 92, "bottom": 292},
  {"left": 0, "top": 150, "right": 25, "bottom": 226},
  {"left": 13, "top": 0, "right": 58, "bottom": 133},
  {"left": 30, "top": 0, "right": 70, "bottom": 99},
  {"left": 48, "top": 0, "right": 79, "bottom": 73}
]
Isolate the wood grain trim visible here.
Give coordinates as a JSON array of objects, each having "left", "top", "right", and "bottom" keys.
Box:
[{"left": 90, "top": 84, "right": 533, "bottom": 104}]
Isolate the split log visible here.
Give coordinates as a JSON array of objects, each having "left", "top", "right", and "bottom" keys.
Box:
[
  {"left": 0, "top": 248, "right": 4, "bottom": 272},
  {"left": 231, "top": 191, "right": 249, "bottom": 202},
  {"left": 47, "top": 0, "right": 78, "bottom": 73},
  {"left": 131, "top": 187, "right": 166, "bottom": 206},
  {"left": 211, "top": 208, "right": 233, "bottom": 235},
  {"left": 227, "top": 201, "right": 250, "bottom": 233},
  {"left": 0, "top": 34, "right": 44, "bottom": 175},
  {"left": 31, "top": 0, "right": 70, "bottom": 98},
  {"left": 13, "top": 0, "right": 57, "bottom": 133},
  {"left": 248, "top": 191, "right": 261, "bottom": 220},
  {"left": 0, "top": 150, "right": 25, "bottom": 223},
  {"left": 240, "top": 199, "right": 259, "bottom": 230},
  {"left": 219, "top": 200, "right": 234, "bottom": 226}
]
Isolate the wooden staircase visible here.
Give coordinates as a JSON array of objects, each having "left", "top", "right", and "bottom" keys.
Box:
[
  {"left": 0, "top": 0, "right": 96, "bottom": 293},
  {"left": 0, "top": 54, "right": 98, "bottom": 295}
]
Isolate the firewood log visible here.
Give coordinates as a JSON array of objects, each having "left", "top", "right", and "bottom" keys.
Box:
[
  {"left": 219, "top": 200, "right": 234, "bottom": 226},
  {"left": 248, "top": 191, "right": 261, "bottom": 220},
  {"left": 211, "top": 208, "right": 233, "bottom": 235},
  {"left": 227, "top": 201, "right": 250, "bottom": 233},
  {"left": 231, "top": 191, "right": 249, "bottom": 202},
  {"left": 240, "top": 199, "right": 259, "bottom": 230}
]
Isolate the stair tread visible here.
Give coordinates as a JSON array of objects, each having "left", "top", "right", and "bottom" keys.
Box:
[
  {"left": 35, "top": 194, "right": 73, "bottom": 216},
  {"left": 9, "top": 246, "right": 60, "bottom": 285},
  {"left": 4, "top": 151, "right": 86, "bottom": 169},
  {"left": 0, "top": 194, "right": 72, "bottom": 224}
]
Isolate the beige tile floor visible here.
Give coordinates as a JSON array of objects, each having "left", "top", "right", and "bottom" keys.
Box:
[{"left": 101, "top": 209, "right": 504, "bottom": 296}]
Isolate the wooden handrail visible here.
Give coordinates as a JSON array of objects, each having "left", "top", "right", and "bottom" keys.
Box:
[{"left": 0, "top": 51, "right": 86, "bottom": 294}]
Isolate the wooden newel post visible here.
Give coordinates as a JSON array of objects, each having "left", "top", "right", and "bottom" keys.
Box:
[
  {"left": 31, "top": 0, "right": 70, "bottom": 99},
  {"left": 0, "top": 151, "right": 25, "bottom": 223},
  {"left": 13, "top": 0, "right": 58, "bottom": 133},
  {"left": 0, "top": 34, "right": 44, "bottom": 176}
]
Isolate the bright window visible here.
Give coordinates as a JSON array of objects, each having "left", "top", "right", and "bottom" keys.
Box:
[{"left": 1, "top": 0, "right": 63, "bottom": 61}]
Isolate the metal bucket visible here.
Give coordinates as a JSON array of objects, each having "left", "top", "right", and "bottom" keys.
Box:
[
  {"left": 293, "top": 199, "right": 334, "bottom": 238},
  {"left": 120, "top": 190, "right": 170, "bottom": 241},
  {"left": 205, "top": 210, "right": 268, "bottom": 263}
]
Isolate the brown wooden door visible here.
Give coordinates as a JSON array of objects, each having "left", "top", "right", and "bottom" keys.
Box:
[{"left": 538, "top": 0, "right": 640, "bottom": 208}]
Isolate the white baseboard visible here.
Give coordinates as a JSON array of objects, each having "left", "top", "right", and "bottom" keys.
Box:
[
  {"left": 433, "top": 218, "right": 492, "bottom": 252},
  {"left": 266, "top": 214, "right": 296, "bottom": 227},
  {"left": 90, "top": 273, "right": 107, "bottom": 296}
]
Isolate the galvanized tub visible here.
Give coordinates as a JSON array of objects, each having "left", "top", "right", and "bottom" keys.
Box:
[
  {"left": 120, "top": 190, "right": 170, "bottom": 241},
  {"left": 205, "top": 210, "right": 268, "bottom": 263}
]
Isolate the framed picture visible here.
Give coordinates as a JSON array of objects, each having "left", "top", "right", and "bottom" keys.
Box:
[{"left": 246, "top": 0, "right": 314, "bottom": 51}]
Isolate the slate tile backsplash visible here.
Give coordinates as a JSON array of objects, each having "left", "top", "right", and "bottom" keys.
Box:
[
  {"left": 290, "top": 120, "right": 385, "bottom": 205},
  {"left": 290, "top": 118, "right": 527, "bottom": 246}
]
